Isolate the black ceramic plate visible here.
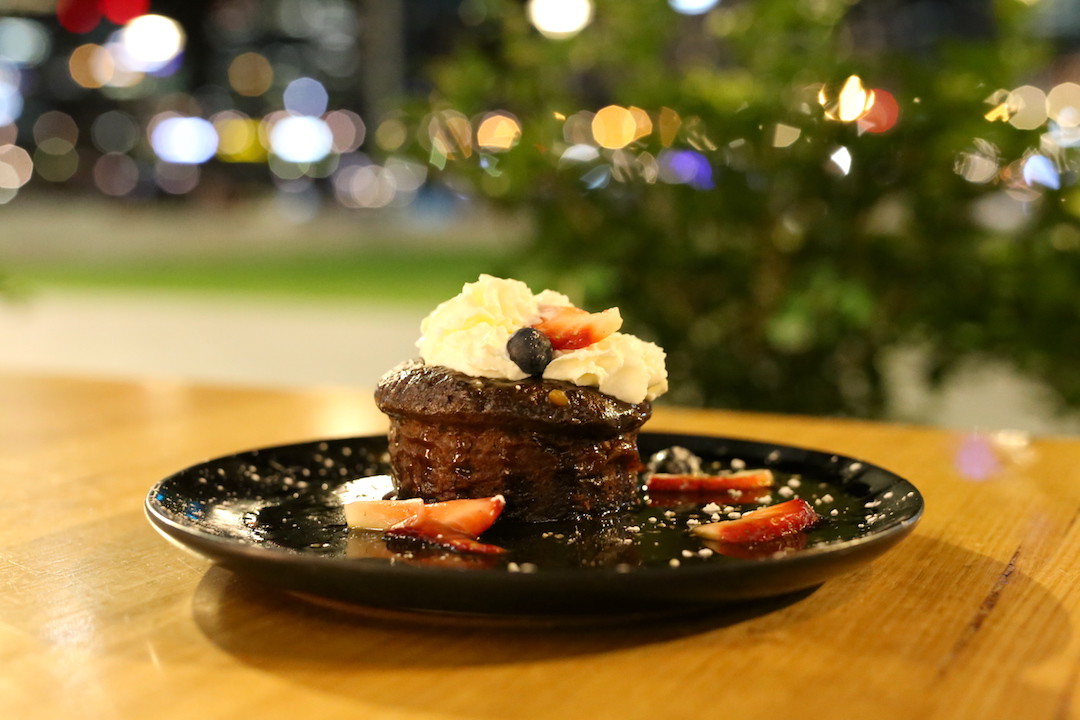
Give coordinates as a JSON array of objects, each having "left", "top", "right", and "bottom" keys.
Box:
[{"left": 146, "top": 432, "right": 923, "bottom": 616}]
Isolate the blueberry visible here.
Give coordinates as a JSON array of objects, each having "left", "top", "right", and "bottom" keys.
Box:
[{"left": 507, "top": 327, "right": 553, "bottom": 376}]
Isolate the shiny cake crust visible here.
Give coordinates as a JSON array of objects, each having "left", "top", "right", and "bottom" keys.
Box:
[{"left": 375, "top": 360, "right": 651, "bottom": 522}]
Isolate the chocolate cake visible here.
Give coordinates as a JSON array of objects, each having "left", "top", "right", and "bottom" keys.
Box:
[{"left": 375, "top": 359, "right": 652, "bottom": 522}]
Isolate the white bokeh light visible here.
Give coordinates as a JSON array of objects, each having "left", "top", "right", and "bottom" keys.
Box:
[
  {"left": 269, "top": 115, "right": 334, "bottom": 163},
  {"left": 668, "top": 0, "right": 721, "bottom": 15},
  {"left": 150, "top": 116, "right": 218, "bottom": 164},
  {"left": 527, "top": 0, "right": 593, "bottom": 40},
  {"left": 118, "top": 15, "right": 185, "bottom": 73}
]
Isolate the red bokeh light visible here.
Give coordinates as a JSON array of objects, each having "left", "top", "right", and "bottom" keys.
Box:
[
  {"left": 56, "top": 0, "right": 102, "bottom": 34},
  {"left": 101, "top": 0, "right": 150, "bottom": 25},
  {"left": 859, "top": 89, "right": 901, "bottom": 134}
]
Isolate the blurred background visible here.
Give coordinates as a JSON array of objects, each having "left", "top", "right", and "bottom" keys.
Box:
[{"left": 1, "top": 0, "right": 1080, "bottom": 439}]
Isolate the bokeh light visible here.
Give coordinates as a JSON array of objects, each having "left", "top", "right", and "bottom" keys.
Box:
[
  {"left": 228, "top": 52, "right": 273, "bottom": 97},
  {"left": 476, "top": 111, "right": 521, "bottom": 151},
  {"left": 69, "top": 44, "right": 107, "bottom": 89},
  {"left": 668, "top": 0, "right": 721, "bottom": 15},
  {"left": 0, "top": 144, "right": 33, "bottom": 189},
  {"left": 0, "top": 18, "right": 50, "bottom": 67},
  {"left": 268, "top": 115, "right": 334, "bottom": 163},
  {"left": 658, "top": 149, "right": 713, "bottom": 189},
  {"left": 33, "top": 144, "right": 78, "bottom": 182},
  {"left": 150, "top": 115, "right": 218, "bottom": 164},
  {"left": 422, "top": 110, "right": 473, "bottom": 161},
  {"left": 0, "top": 76, "right": 24, "bottom": 126},
  {"left": 955, "top": 140, "right": 1000, "bottom": 184},
  {"left": 57, "top": 0, "right": 102, "bottom": 34},
  {"left": 1007, "top": 85, "right": 1048, "bottom": 130},
  {"left": 118, "top": 14, "right": 186, "bottom": 73},
  {"left": 659, "top": 107, "right": 681, "bottom": 147},
  {"left": 33, "top": 111, "right": 80, "bottom": 182},
  {"left": 820, "top": 75, "right": 875, "bottom": 123},
  {"left": 101, "top": 0, "right": 150, "bottom": 26},
  {"left": 771, "top": 123, "right": 801, "bottom": 148},
  {"left": 592, "top": 105, "right": 636, "bottom": 149},
  {"left": 828, "top": 146, "right": 853, "bottom": 176},
  {"left": 34, "top": 111, "right": 79, "bottom": 148},
  {"left": 527, "top": 0, "right": 594, "bottom": 40},
  {"left": 374, "top": 118, "right": 407, "bottom": 152},
  {"left": 858, "top": 88, "right": 900, "bottom": 134},
  {"left": 213, "top": 111, "right": 266, "bottom": 162},
  {"left": 283, "top": 77, "right": 329, "bottom": 117},
  {"left": 93, "top": 152, "right": 139, "bottom": 196},
  {"left": 562, "top": 111, "right": 594, "bottom": 145},
  {"left": 559, "top": 143, "right": 600, "bottom": 166},
  {"left": 325, "top": 109, "right": 366, "bottom": 153},
  {"left": 336, "top": 163, "right": 396, "bottom": 208},
  {"left": 92, "top": 110, "right": 139, "bottom": 153},
  {"left": 1047, "top": 82, "right": 1080, "bottom": 127},
  {"left": 1023, "top": 154, "right": 1060, "bottom": 190},
  {"left": 154, "top": 161, "right": 200, "bottom": 194}
]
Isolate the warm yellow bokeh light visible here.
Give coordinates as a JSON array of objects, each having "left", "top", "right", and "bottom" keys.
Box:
[
  {"left": 1008, "top": 85, "right": 1048, "bottom": 130},
  {"left": 375, "top": 118, "right": 408, "bottom": 152},
  {"left": 659, "top": 107, "right": 681, "bottom": 147},
  {"left": 0, "top": 144, "right": 34, "bottom": 189},
  {"left": 527, "top": 0, "right": 593, "bottom": 40},
  {"left": 69, "top": 44, "right": 108, "bottom": 89},
  {"left": 1047, "top": 82, "right": 1080, "bottom": 127},
  {"left": 628, "top": 106, "right": 653, "bottom": 141},
  {"left": 772, "top": 123, "right": 801, "bottom": 148},
  {"left": 214, "top": 114, "right": 266, "bottom": 162},
  {"left": 819, "top": 75, "right": 875, "bottom": 123},
  {"left": 424, "top": 110, "right": 473, "bottom": 159},
  {"left": 592, "top": 105, "right": 636, "bottom": 149},
  {"left": 228, "top": 52, "right": 273, "bottom": 97},
  {"left": 476, "top": 112, "right": 522, "bottom": 151}
]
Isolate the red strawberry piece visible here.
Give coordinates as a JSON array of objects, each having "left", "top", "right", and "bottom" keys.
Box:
[
  {"left": 344, "top": 494, "right": 505, "bottom": 535},
  {"left": 691, "top": 498, "right": 820, "bottom": 544},
  {"left": 384, "top": 514, "right": 506, "bottom": 555},
  {"left": 645, "top": 469, "right": 775, "bottom": 493},
  {"left": 531, "top": 305, "right": 622, "bottom": 350},
  {"left": 426, "top": 494, "right": 506, "bottom": 536}
]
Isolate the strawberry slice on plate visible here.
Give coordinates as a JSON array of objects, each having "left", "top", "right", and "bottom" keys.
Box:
[
  {"left": 532, "top": 305, "right": 622, "bottom": 350},
  {"left": 384, "top": 514, "right": 507, "bottom": 555},
  {"left": 691, "top": 498, "right": 821, "bottom": 544},
  {"left": 645, "top": 469, "right": 775, "bottom": 493},
  {"left": 344, "top": 495, "right": 505, "bottom": 536}
]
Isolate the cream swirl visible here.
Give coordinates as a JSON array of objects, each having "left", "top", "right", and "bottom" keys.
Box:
[{"left": 417, "top": 275, "right": 668, "bottom": 404}]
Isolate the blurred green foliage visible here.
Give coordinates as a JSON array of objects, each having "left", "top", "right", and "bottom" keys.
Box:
[{"left": 414, "top": 0, "right": 1080, "bottom": 417}]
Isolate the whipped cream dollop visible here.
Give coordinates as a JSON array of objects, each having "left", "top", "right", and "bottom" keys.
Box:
[{"left": 417, "top": 274, "right": 668, "bottom": 404}]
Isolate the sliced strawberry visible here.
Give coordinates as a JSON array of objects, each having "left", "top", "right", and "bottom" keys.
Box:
[
  {"left": 691, "top": 498, "right": 820, "bottom": 544},
  {"left": 531, "top": 305, "right": 622, "bottom": 350},
  {"left": 646, "top": 469, "right": 775, "bottom": 493},
  {"left": 427, "top": 494, "right": 506, "bottom": 536},
  {"left": 344, "top": 495, "right": 505, "bottom": 536},
  {"left": 384, "top": 515, "right": 506, "bottom": 555}
]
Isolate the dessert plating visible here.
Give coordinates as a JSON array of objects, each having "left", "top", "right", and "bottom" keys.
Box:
[{"left": 374, "top": 275, "right": 668, "bottom": 522}]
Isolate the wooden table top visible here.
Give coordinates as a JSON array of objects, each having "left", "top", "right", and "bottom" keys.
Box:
[{"left": 1, "top": 372, "right": 1077, "bottom": 720}]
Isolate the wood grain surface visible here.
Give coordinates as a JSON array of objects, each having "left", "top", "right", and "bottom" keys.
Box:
[{"left": 0, "top": 373, "right": 1076, "bottom": 720}]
